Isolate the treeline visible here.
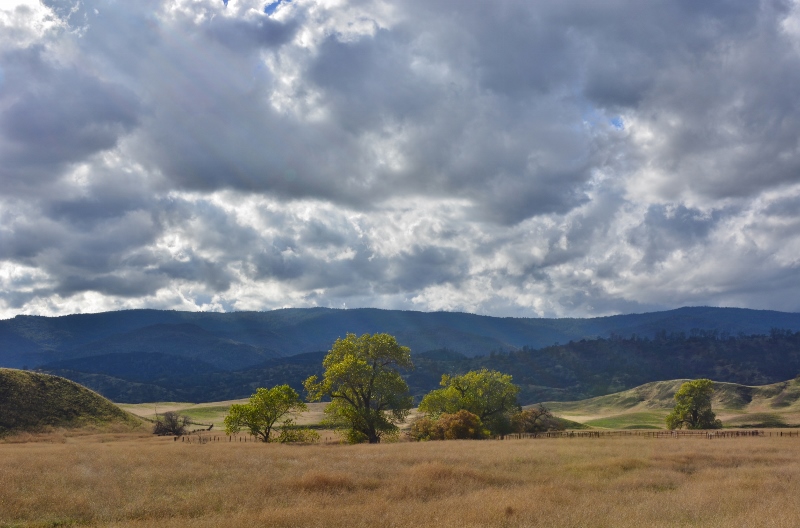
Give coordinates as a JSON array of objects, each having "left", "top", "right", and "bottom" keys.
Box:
[
  {"left": 417, "top": 330, "right": 800, "bottom": 402},
  {"left": 40, "top": 330, "right": 800, "bottom": 404}
]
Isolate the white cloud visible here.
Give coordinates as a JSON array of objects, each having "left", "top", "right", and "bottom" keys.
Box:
[{"left": 1, "top": 0, "right": 800, "bottom": 319}]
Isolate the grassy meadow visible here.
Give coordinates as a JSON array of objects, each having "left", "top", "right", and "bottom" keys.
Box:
[
  {"left": 2, "top": 432, "right": 800, "bottom": 527},
  {"left": 5, "top": 375, "right": 800, "bottom": 526}
]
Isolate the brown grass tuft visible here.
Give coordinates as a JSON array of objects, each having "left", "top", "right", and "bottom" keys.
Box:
[{"left": 292, "top": 471, "right": 359, "bottom": 493}]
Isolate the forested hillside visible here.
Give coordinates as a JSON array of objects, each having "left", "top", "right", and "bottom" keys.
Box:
[
  {"left": 4, "top": 306, "right": 800, "bottom": 370},
  {"left": 37, "top": 331, "right": 800, "bottom": 404}
]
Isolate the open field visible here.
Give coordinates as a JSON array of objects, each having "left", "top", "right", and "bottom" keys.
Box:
[
  {"left": 2, "top": 432, "right": 800, "bottom": 527},
  {"left": 118, "top": 401, "right": 423, "bottom": 432},
  {"left": 119, "top": 401, "right": 330, "bottom": 430}
]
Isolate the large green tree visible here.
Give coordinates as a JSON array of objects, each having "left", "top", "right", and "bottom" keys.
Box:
[
  {"left": 666, "top": 379, "right": 723, "bottom": 430},
  {"left": 224, "top": 385, "right": 307, "bottom": 442},
  {"left": 418, "top": 369, "right": 520, "bottom": 435},
  {"left": 304, "top": 333, "right": 413, "bottom": 444}
]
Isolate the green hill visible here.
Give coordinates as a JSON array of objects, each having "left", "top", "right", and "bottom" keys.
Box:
[
  {"left": 543, "top": 377, "right": 800, "bottom": 429},
  {"left": 0, "top": 369, "right": 143, "bottom": 435}
]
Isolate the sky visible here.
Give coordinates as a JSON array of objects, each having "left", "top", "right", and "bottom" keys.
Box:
[{"left": 1, "top": 0, "right": 800, "bottom": 319}]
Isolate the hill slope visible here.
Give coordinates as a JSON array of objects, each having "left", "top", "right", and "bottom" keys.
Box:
[
  {"left": 0, "top": 369, "right": 143, "bottom": 435},
  {"left": 545, "top": 377, "right": 800, "bottom": 429}
]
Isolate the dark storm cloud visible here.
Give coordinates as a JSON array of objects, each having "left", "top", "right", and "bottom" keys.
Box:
[
  {"left": 0, "top": 45, "right": 140, "bottom": 190},
  {"left": 628, "top": 205, "right": 721, "bottom": 270},
  {"left": 2, "top": 0, "right": 800, "bottom": 317},
  {"left": 205, "top": 12, "right": 300, "bottom": 50}
]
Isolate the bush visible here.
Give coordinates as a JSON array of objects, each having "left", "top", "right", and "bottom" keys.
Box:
[
  {"left": 153, "top": 411, "right": 189, "bottom": 436},
  {"left": 511, "top": 404, "right": 562, "bottom": 433},
  {"left": 409, "top": 410, "right": 488, "bottom": 441},
  {"left": 276, "top": 418, "right": 320, "bottom": 443},
  {"left": 409, "top": 417, "right": 440, "bottom": 441}
]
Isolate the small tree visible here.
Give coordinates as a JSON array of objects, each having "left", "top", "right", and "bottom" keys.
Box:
[
  {"left": 305, "top": 333, "right": 413, "bottom": 444},
  {"left": 225, "top": 385, "right": 307, "bottom": 442},
  {"left": 153, "top": 411, "right": 190, "bottom": 436},
  {"left": 418, "top": 369, "right": 520, "bottom": 436},
  {"left": 666, "top": 379, "right": 723, "bottom": 430},
  {"left": 511, "top": 404, "right": 558, "bottom": 433}
]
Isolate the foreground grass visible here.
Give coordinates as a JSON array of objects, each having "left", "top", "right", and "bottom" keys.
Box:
[{"left": 2, "top": 433, "right": 800, "bottom": 527}]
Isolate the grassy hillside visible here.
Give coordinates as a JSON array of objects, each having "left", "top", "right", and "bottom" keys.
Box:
[
  {"left": 543, "top": 377, "right": 800, "bottom": 429},
  {"left": 0, "top": 369, "right": 143, "bottom": 435}
]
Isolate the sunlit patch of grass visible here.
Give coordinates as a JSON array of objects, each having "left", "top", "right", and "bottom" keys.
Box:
[
  {"left": 723, "top": 412, "right": 788, "bottom": 428},
  {"left": 584, "top": 411, "right": 667, "bottom": 429}
]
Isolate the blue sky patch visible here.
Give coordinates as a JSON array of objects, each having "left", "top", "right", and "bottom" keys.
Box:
[{"left": 265, "top": 0, "right": 289, "bottom": 15}]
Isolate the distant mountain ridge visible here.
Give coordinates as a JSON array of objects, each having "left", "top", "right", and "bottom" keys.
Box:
[
  {"left": 2, "top": 306, "right": 800, "bottom": 404},
  {"left": 3, "top": 306, "right": 800, "bottom": 370}
]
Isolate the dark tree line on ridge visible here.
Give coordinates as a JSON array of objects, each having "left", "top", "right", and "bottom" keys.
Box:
[{"left": 39, "top": 330, "right": 800, "bottom": 404}]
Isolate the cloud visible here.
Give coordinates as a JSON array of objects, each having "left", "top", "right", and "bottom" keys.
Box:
[{"left": 1, "top": 0, "right": 800, "bottom": 319}]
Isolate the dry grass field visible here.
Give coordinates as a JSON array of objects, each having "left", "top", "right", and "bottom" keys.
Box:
[{"left": 2, "top": 432, "right": 800, "bottom": 527}]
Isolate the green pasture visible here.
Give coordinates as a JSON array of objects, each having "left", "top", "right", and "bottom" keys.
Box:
[{"left": 582, "top": 411, "right": 668, "bottom": 430}]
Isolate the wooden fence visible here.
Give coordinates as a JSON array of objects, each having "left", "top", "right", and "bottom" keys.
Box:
[
  {"left": 170, "top": 429, "right": 800, "bottom": 444},
  {"left": 500, "top": 429, "right": 800, "bottom": 440}
]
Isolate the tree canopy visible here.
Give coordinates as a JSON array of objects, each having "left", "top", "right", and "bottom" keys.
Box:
[
  {"left": 224, "top": 385, "right": 307, "bottom": 442},
  {"left": 666, "top": 379, "right": 722, "bottom": 430},
  {"left": 418, "top": 369, "right": 520, "bottom": 435},
  {"left": 304, "top": 332, "right": 413, "bottom": 444}
]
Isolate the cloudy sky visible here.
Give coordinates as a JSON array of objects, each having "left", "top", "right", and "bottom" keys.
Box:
[{"left": 0, "top": 0, "right": 799, "bottom": 319}]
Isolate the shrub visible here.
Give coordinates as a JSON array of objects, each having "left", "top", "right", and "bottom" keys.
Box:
[
  {"left": 438, "top": 410, "right": 489, "bottom": 440},
  {"left": 409, "top": 410, "right": 488, "bottom": 441},
  {"left": 409, "top": 416, "right": 440, "bottom": 441},
  {"left": 276, "top": 418, "right": 320, "bottom": 443},
  {"left": 153, "top": 411, "right": 189, "bottom": 436},
  {"left": 511, "top": 404, "right": 562, "bottom": 433}
]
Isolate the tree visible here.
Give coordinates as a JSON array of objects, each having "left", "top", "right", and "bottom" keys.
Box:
[
  {"left": 224, "top": 385, "right": 307, "bottom": 442},
  {"left": 304, "top": 333, "right": 413, "bottom": 444},
  {"left": 666, "top": 379, "right": 723, "bottom": 430},
  {"left": 511, "top": 404, "right": 558, "bottom": 433},
  {"left": 153, "top": 411, "right": 190, "bottom": 436},
  {"left": 418, "top": 369, "right": 520, "bottom": 435}
]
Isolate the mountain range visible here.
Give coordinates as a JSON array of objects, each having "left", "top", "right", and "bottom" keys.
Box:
[{"left": 2, "top": 306, "right": 800, "bottom": 403}]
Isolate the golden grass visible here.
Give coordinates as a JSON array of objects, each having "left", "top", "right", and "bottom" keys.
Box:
[{"left": 2, "top": 433, "right": 800, "bottom": 527}]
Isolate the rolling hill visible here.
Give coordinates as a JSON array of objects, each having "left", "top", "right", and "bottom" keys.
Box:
[
  {"left": 545, "top": 377, "right": 800, "bottom": 429},
  {"left": 0, "top": 369, "right": 143, "bottom": 435}
]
